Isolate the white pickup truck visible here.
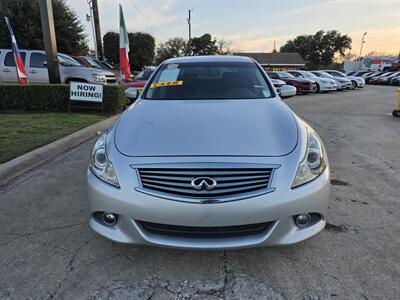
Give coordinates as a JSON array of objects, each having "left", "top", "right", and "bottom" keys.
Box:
[{"left": 0, "top": 49, "right": 116, "bottom": 84}]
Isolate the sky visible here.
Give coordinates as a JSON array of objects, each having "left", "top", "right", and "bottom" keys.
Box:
[{"left": 66, "top": 0, "right": 400, "bottom": 56}]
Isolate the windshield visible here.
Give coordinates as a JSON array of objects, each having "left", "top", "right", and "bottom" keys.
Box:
[
  {"left": 57, "top": 54, "right": 81, "bottom": 67},
  {"left": 136, "top": 70, "right": 154, "bottom": 80},
  {"left": 314, "top": 71, "right": 334, "bottom": 78},
  {"left": 328, "top": 71, "right": 345, "bottom": 77},
  {"left": 300, "top": 71, "right": 316, "bottom": 78},
  {"left": 277, "top": 72, "right": 295, "bottom": 79},
  {"left": 84, "top": 57, "right": 102, "bottom": 68},
  {"left": 144, "top": 61, "right": 273, "bottom": 100}
]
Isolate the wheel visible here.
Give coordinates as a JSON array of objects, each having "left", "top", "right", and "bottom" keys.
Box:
[
  {"left": 393, "top": 109, "right": 400, "bottom": 117},
  {"left": 351, "top": 81, "right": 357, "bottom": 90},
  {"left": 314, "top": 83, "right": 320, "bottom": 93}
]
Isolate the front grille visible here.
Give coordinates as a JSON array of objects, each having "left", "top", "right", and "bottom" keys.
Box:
[
  {"left": 137, "top": 220, "right": 274, "bottom": 238},
  {"left": 135, "top": 165, "right": 276, "bottom": 202},
  {"left": 106, "top": 75, "right": 116, "bottom": 84}
]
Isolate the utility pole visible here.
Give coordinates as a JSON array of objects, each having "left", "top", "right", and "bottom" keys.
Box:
[
  {"left": 87, "top": 0, "right": 98, "bottom": 59},
  {"left": 187, "top": 9, "right": 192, "bottom": 55},
  {"left": 359, "top": 32, "right": 367, "bottom": 59},
  {"left": 92, "top": 0, "right": 103, "bottom": 60},
  {"left": 38, "top": 0, "right": 60, "bottom": 83}
]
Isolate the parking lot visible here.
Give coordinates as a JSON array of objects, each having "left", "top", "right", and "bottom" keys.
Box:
[{"left": 0, "top": 85, "right": 399, "bottom": 299}]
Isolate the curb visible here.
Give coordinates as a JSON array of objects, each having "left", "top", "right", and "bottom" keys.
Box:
[{"left": 0, "top": 114, "right": 120, "bottom": 188}]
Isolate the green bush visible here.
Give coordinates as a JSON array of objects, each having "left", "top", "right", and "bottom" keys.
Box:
[{"left": 0, "top": 84, "right": 128, "bottom": 114}]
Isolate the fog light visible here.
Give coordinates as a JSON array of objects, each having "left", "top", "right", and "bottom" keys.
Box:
[
  {"left": 295, "top": 213, "right": 311, "bottom": 227},
  {"left": 102, "top": 212, "right": 117, "bottom": 226}
]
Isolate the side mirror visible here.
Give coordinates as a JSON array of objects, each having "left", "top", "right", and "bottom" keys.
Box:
[
  {"left": 124, "top": 87, "right": 138, "bottom": 100},
  {"left": 280, "top": 84, "right": 296, "bottom": 99},
  {"left": 43, "top": 61, "right": 47, "bottom": 66}
]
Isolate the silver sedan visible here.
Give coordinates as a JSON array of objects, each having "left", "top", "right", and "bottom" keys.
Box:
[{"left": 87, "top": 56, "right": 330, "bottom": 249}]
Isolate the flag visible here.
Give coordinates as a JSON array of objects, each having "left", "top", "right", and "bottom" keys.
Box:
[
  {"left": 119, "top": 4, "right": 131, "bottom": 81},
  {"left": 4, "top": 17, "right": 28, "bottom": 84}
]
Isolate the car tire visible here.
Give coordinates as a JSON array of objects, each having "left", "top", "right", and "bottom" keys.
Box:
[
  {"left": 351, "top": 81, "right": 357, "bottom": 90},
  {"left": 393, "top": 110, "right": 400, "bottom": 118},
  {"left": 315, "top": 83, "right": 320, "bottom": 93}
]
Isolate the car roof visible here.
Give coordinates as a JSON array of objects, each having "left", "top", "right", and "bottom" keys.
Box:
[{"left": 165, "top": 55, "right": 255, "bottom": 64}]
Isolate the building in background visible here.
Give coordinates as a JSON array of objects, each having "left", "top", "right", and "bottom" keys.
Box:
[{"left": 235, "top": 52, "right": 305, "bottom": 71}]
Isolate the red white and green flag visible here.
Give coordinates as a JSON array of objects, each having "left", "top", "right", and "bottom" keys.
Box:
[
  {"left": 119, "top": 4, "right": 131, "bottom": 80},
  {"left": 4, "top": 17, "right": 28, "bottom": 84}
]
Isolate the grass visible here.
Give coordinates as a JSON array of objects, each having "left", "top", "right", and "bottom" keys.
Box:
[{"left": 0, "top": 112, "right": 106, "bottom": 164}]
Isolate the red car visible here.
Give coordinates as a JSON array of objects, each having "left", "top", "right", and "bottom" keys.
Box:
[
  {"left": 122, "top": 69, "right": 155, "bottom": 94},
  {"left": 267, "top": 71, "right": 317, "bottom": 94},
  {"left": 368, "top": 72, "right": 393, "bottom": 84}
]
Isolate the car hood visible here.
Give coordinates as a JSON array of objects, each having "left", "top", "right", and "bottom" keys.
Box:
[
  {"left": 348, "top": 76, "right": 364, "bottom": 81},
  {"left": 333, "top": 76, "right": 351, "bottom": 82},
  {"left": 115, "top": 99, "right": 298, "bottom": 157}
]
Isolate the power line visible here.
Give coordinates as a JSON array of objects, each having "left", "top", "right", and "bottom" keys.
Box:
[{"left": 126, "top": 0, "right": 167, "bottom": 39}]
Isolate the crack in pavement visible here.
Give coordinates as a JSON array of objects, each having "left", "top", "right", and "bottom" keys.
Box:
[
  {"left": 0, "top": 222, "right": 86, "bottom": 237},
  {"left": 46, "top": 237, "right": 94, "bottom": 300}
]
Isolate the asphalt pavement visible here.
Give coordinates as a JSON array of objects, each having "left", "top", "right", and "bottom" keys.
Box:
[{"left": 1, "top": 85, "right": 399, "bottom": 299}]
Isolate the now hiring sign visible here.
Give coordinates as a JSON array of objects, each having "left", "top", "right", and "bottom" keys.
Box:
[{"left": 70, "top": 82, "right": 103, "bottom": 102}]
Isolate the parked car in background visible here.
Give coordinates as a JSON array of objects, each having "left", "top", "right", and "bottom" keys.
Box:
[
  {"left": 311, "top": 71, "right": 351, "bottom": 90},
  {"left": 288, "top": 70, "right": 337, "bottom": 92},
  {"left": 270, "top": 78, "right": 285, "bottom": 94},
  {"left": 379, "top": 71, "right": 400, "bottom": 85},
  {"left": 352, "top": 71, "right": 372, "bottom": 77},
  {"left": 267, "top": 71, "right": 317, "bottom": 94},
  {"left": 122, "top": 68, "right": 155, "bottom": 94},
  {"left": 363, "top": 71, "right": 384, "bottom": 83},
  {"left": 322, "top": 70, "right": 365, "bottom": 89},
  {"left": 369, "top": 72, "right": 393, "bottom": 84},
  {"left": 73, "top": 56, "right": 101, "bottom": 68},
  {"left": 390, "top": 60, "right": 400, "bottom": 71},
  {"left": 87, "top": 55, "right": 329, "bottom": 249},
  {"left": 0, "top": 49, "right": 117, "bottom": 84},
  {"left": 391, "top": 76, "right": 400, "bottom": 86},
  {"left": 279, "top": 84, "right": 297, "bottom": 98}
]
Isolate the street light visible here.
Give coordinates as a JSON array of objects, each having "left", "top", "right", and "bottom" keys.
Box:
[{"left": 359, "top": 32, "right": 367, "bottom": 59}]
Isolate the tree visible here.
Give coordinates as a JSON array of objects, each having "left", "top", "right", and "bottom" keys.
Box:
[
  {"left": 155, "top": 37, "right": 187, "bottom": 64},
  {"left": 103, "top": 31, "right": 119, "bottom": 64},
  {"left": 190, "top": 33, "right": 218, "bottom": 56},
  {"left": 128, "top": 32, "right": 155, "bottom": 71},
  {"left": 103, "top": 31, "right": 156, "bottom": 70},
  {"left": 0, "top": 0, "right": 88, "bottom": 55},
  {"left": 216, "top": 38, "right": 234, "bottom": 55},
  {"left": 280, "top": 30, "right": 352, "bottom": 68}
]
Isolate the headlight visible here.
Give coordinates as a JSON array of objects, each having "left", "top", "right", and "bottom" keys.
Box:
[
  {"left": 92, "top": 74, "right": 106, "bottom": 82},
  {"left": 90, "top": 131, "right": 120, "bottom": 187},
  {"left": 292, "top": 126, "right": 326, "bottom": 188}
]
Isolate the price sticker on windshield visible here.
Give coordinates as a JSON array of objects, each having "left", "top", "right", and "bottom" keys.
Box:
[{"left": 150, "top": 80, "right": 183, "bottom": 88}]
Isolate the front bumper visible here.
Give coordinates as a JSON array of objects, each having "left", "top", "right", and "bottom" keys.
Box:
[
  {"left": 337, "top": 81, "right": 350, "bottom": 90},
  {"left": 355, "top": 80, "right": 365, "bottom": 87},
  {"left": 319, "top": 82, "right": 337, "bottom": 91},
  {"left": 87, "top": 164, "right": 330, "bottom": 249}
]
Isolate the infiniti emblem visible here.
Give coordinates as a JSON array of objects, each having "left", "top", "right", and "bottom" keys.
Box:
[{"left": 191, "top": 177, "right": 217, "bottom": 191}]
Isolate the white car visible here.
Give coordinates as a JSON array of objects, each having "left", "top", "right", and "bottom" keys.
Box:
[
  {"left": 288, "top": 70, "right": 337, "bottom": 92},
  {"left": 270, "top": 78, "right": 285, "bottom": 94},
  {"left": 0, "top": 49, "right": 116, "bottom": 84},
  {"left": 322, "top": 70, "right": 365, "bottom": 89},
  {"left": 311, "top": 71, "right": 352, "bottom": 90}
]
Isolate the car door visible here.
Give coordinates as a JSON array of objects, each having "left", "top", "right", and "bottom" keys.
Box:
[
  {"left": 27, "top": 52, "right": 49, "bottom": 83},
  {"left": 1, "top": 50, "right": 26, "bottom": 83}
]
